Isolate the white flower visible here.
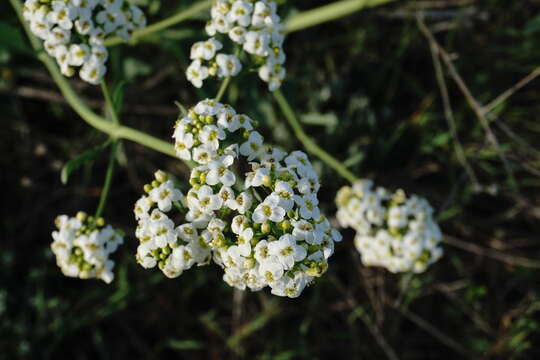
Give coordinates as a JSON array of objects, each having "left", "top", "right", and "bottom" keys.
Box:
[
  {"left": 253, "top": 195, "right": 286, "bottom": 223},
  {"left": 259, "top": 259, "right": 284, "bottom": 283},
  {"left": 149, "top": 180, "right": 182, "bottom": 212},
  {"left": 47, "top": 27, "right": 71, "bottom": 45},
  {"left": 212, "top": 13, "right": 233, "bottom": 33},
  {"left": 258, "top": 62, "right": 285, "bottom": 91},
  {"left": 243, "top": 30, "right": 270, "bottom": 56},
  {"left": 193, "top": 185, "right": 222, "bottom": 213},
  {"left": 206, "top": 155, "right": 236, "bottom": 186},
  {"left": 192, "top": 144, "right": 217, "bottom": 164},
  {"left": 239, "top": 131, "right": 264, "bottom": 160},
  {"left": 48, "top": 1, "right": 76, "bottom": 30},
  {"left": 68, "top": 43, "right": 90, "bottom": 66},
  {"left": 268, "top": 234, "right": 307, "bottom": 269},
  {"left": 235, "top": 227, "right": 253, "bottom": 256},
  {"left": 173, "top": 132, "right": 195, "bottom": 160},
  {"left": 228, "top": 191, "right": 253, "bottom": 215},
  {"left": 216, "top": 54, "right": 242, "bottom": 77},
  {"left": 227, "top": 1, "right": 253, "bottom": 27},
  {"left": 274, "top": 181, "right": 295, "bottom": 212},
  {"left": 231, "top": 215, "right": 249, "bottom": 234},
  {"left": 79, "top": 61, "right": 106, "bottom": 85},
  {"left": 270, "top": 273, "right": 310, "bottom": 298},
  {"left": 295, "top": 193, "right": 321, "bottom": 220},
  {"left": 229, "top": 26, "right": 246, "bottom": 44},
  {"left": 186, "top": 60, "right": 209, "bottom": 88},
  {"left": 150, "top": 215, "right": 176, "bottom": 248},
  {"left": 199, "top": 125, "right": 226, "bottom": 151},
  {"left": 177, "top": 223, "right": 198, "bottom": 242},
  {"left": 336, "top": 180, "right": 444, "bottom": 273},
  {"left": 200, "top": 38, "right": 223, "bottom": 60},
  {"left": 51, "top": 213, "right": 123, "bottom": 284}
]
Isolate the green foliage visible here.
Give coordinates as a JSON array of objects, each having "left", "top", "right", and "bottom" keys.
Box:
[
  {"left": 60, "top": 141, "right": 111, "bottom": 184},
  {"left": 2, "top": 0, "right": 540, "bottom": 359}
]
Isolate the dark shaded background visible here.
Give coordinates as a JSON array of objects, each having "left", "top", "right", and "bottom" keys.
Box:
[{"left": 2, "top": 0, "right": 540, "bottom": 358}]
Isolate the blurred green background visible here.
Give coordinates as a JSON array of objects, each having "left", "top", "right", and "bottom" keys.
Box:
[{"left": 2, "top": 0, "right": 540, "bottom": 358}]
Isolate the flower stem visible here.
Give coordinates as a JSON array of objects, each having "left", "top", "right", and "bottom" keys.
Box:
[
  {"left": 284, "top": 0, "right": 396, "bottom": 33},
  {"left": 103, "top": 0, "right": 395, "bottom": 47},
  {"left": 9, "top": 0, "right": 179, "bottom": 159},
  {"left": 95, "top": 140, "right": 119, "bottom": 218},
  {"left": 100, "top": 80, "right": 120, "bottom": 125},
  {"left": 215, "top": 76, "right": 231, "bottom": 102},
  {"left": 273, "top": 90, "right": 358, "bottom": 184},
  {"left": 104, "top": 0, "right": 214, "bottom": 47}
]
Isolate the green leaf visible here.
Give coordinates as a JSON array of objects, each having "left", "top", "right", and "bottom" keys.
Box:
[
  {"left": 167, "top": 339, "right": 204, "bottom": 350},
  {"left": 0, "top": 21, "right": 31, "bottom": 54},
  {"left": 112, "top": 81, "right": 125, "bottom": 114},
  {"left": 300, "top": 112, "right": 338, "bottom": 128},
  {"left": 524, "top": 13, "right": 540, "bottom": 35},
  {"left": 61, "top": 141, "right": 111, "bottom": 184}
]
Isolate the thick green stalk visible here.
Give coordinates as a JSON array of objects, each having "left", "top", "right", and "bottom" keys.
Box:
[
  {"left": 273, "top": 90, "right": 358, "bottom": 184},
  {"left": 95, "top": 140, "right": 119, "bottom": 218},
  {"left": 100, "top": 80, "right": 119, "bottom": 124},
  {"left": 215, "top": 76, "right": 231, "bottom": 102},
  {"left": 104, "top": 0, "right": 214, "bottom": 47},
  {"left": 94, "top": 80, "right": 121, "bottom": 218},
  {"left": 285, "top": 0, "right": 396, "bottom": 33},
  {"left": 10, "top": 0, "right": 177, "bottom": 159},
  {"left": 104, "top": 0, "right": 395, "bottom": 47}
]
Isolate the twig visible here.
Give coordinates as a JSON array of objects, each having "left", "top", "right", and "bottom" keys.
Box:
[
  {"left": 215, "top": 76, "right": 231, "bottom": 102},
  {"left": 416, "top": 14, "right": 517, "bottom": 189},
  {"left": 435, "top": 284, "right": 495, "bottom": 335},
  {"left": 331, "top": 274, "right": 400, "bottom": 360},
  {"left": 419, "top": 17, "right": 480, "bottom": 190},
  {"left": 231, "top": 288, "right": 245, "bottom": 335},
  {"left": 353, "top": 252, "right": 385, "bottom": 324},
  {"left": 390, "top": 303, "right": 475, "bottom": 359},
  {"left": 483, "top": 66, "right": 540, "bottom": 115},
  {"left": 273, "top": 90, "right": 358, "bottom": 184},
  {"left": 443, "top": 235, "right": 540, "bottom": 269}
]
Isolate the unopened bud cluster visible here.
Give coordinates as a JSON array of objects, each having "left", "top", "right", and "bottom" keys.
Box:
[
  {"left": 23, "top": 0, "right": 146, "bottom": 84},
  {"left": 134, "top": 100, "right": 341, "bottom": 298},
  {"left": 336, "top": 180, "right": 443, "bottom": 273},
  {"left": 187, "top": 0, "right": 286, "bottom": 91},
  {"left": 51, "top": 211, "right": 124, "bottom": 283}
]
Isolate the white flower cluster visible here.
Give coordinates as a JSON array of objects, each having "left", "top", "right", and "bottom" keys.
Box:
[
  {"left": 134, "top": 100, "right": 341, "bottom": 298},
  {"left": 186, "top": 0, "right": 286, "bottom": 91},
  {"left": 51, "top": 212, "right": 124, "bottom": 283},
  {"left": 336, "top": 180, "right": 443, "bottom": 274},
  {"left": 22, "top": 0, "right": 146, "bottom": 84}
]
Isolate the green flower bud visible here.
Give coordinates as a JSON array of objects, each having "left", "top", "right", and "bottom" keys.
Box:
[
  {"left": 76, "top": 211, "right": 87, "bottom": 222},
  {"left": 261, "top": 222, "right": 271, "bottom": 234},
  {"left": 95, "top": 217, "right": 105, "bottom": 227},
  {"left": 280, "top": 220, "right": 291, "bottom": 232},
  {"left": 154, "top": 170, "right": 168, "bottom": 183}
]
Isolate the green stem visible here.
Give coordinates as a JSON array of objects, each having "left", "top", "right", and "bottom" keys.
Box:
[
  {"left": 100, "top": 80, "right": 119, "bottom": 124},
  {"left": 285, "top": 0, "right": 396, "bottom": 33},
  {"left": 104, "top": 0, "right": 214, "bottom": 47},
  {"left": 215, "top": 76, "right": 231, "bottom": 102},
  {"left": 104, "top": 0, "right": 395, "bottom": 47},
  {"left": 273, "top": 90, "right": 358, "bottom": 184},
  {"left": 95, "top": 140, "right": 119, "bottom": 218},
  {"left": 10, "top": 0, "right": 179, "bottom": 160}
]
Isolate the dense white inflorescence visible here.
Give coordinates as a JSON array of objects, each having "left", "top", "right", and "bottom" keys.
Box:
[
  {"left": 22, "top": 0, "right": 146, "bottom": 84},
  {"left": 186, "top": 0, "right": 286, "bottom": 91},
  {"left": 134, "top": 99, "right": 341, "bottom": 298},
  {"left": 51, "top": 212, "right": 124, "bottom": 283},
  {"left": 335, "top": 180, "right": 443, "bottom": 274}
]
